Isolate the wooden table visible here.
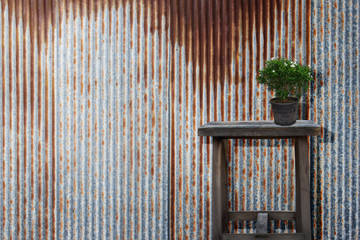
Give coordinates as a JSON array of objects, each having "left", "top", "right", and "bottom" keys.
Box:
[{"left": 198, "top": 120, "right": 321, "bottom": 240}]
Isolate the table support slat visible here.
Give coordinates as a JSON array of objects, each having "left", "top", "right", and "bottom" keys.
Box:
[
  {"left": 295, "top": 137, "right": 311, "bottom": 239},
  {"left": 212, "top": 138, "right": 229, "bottom": 239}
]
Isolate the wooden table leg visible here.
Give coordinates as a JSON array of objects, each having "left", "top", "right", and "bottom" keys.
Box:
[
  {"left": 212, "top": 137, "right": 229, "bottom": 239},
  {"left": 295, "top": 137, "right": 311, "bottom": 240}
]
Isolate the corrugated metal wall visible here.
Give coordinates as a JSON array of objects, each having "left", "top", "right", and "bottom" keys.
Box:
[
  {"left": 1, "top": 0, "right": 359, "bottom": 240},
  {"left": 311, "top": 0, "right": 360, "bottom": 239},
  {"left": 0, "top": 0, "right": 170, "bottom": 239}
]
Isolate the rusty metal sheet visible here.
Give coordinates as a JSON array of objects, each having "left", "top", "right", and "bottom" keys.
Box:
[{"left": 1, "top": 0, "right": 170, "bottom": 239}]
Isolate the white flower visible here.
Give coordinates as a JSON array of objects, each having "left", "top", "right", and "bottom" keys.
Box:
[
  {"left": 284, "top": 63, "right": 287, "bottom": 66},
  {"left": 272, "top": 70, "right": 275, "bottom": 72},
  {"left": 290, "top": 64, "right": 295, "bottom": 67}
]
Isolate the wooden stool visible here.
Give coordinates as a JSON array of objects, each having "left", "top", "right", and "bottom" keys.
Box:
[{"left": 198, "top": 121, "right": 320, "bottom": 240}]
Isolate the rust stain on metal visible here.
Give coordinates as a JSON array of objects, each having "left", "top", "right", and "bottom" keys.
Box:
[{"left": 2, "top": 0, "right": 171, "bottom": 238}]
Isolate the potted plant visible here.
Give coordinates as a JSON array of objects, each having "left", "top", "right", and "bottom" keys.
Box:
[{"left": 257, "top": 58, "right": 314, "bottom": 125}]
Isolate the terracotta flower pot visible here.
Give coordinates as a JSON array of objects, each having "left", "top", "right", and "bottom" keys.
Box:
[{"left": 270, "top": 97, "right": 299, "bottom": 125}]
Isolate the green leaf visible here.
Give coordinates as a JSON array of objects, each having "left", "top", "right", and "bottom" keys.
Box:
[{"left": 256, "top": 58, "right": 314, "bottom": 101}]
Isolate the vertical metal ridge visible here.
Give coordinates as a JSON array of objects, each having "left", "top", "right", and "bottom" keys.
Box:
[
  {"left": 344, "top": 1, "right": 354, "bottom": 237},
  {"left": 52, "top": 2, "right": 59, "bottom": 239},
  {"left": 73, "top": 1, "right": 81, "bottom": 239},
  {"left": 16, "top": 0, "right": 25, "bottom": 238},
  {"left": 137, "top": 1, "right": 145, "bottom": 238},
  {"left": 23, "top": 0, "right": 32, "bottom": 237},
  {"left": 169, "top": 0, "right": 177, "bottom": 231},
  {"left": 108, "top": 3, "right": 117, "bottom": 240},
  {"left": 78, "top": 1, "right": 89, "bottom": 237},
  {"left": 339, "top": 1, "right": 348, "bottom": 238},
  {"left": 39, "top": 4, "right": 46, "bottom": 238},
  {"left": 46, "top": 10, "right": 54, "bottom": 239},
  {"left": 10, "top": 1, "right": 18, "bottom": 238},
  {"left": 115, "top": 3, "right": 124, "bottom": 239},
  {"left": 347, "top": 3, "right": 355, "bottom": 238},
  {"left": 144, "top": 0, "right": 151, "bottom": 237},
  {"left": 58, "top": 1, "right": 66, "bottom": 238},
  {"left": 131, "top": 1, "right": 138, "bottom": 238},
  {"left": 30, "top": 0, "right": 39, "bottom": 238},
  {"left": 0, "top": 2, "right": 3, "bottom": 238},
  {"left": 3, "top": 3, "right": 10, "bottom": 239},
  {"left": 101, "top": 2, "right": 110, "bottom": 238},
  {"left": 87, "top": 0, "right": 96, "bottom": 237},
  {"left": 65, "top": 19, "right": 75, "bottom": 232},
  {"left": 145, "top": 1, "right": 153, "bottom": 236},
  {"left": 162, "top": 0, "right": 171, "bottom": 238},
  {"left": 354, "top": 3, "right": 360, "bottom": 238},
  {"left": 123, "top": 2, "right": 131, "bottom": 238},
  {"left": 94, "top": 2, "right": 103, "bottom": 238}
]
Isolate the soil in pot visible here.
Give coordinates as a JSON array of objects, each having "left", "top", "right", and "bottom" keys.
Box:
[{"left": 270, "top": 97, "right": 299, "bottom": 125}]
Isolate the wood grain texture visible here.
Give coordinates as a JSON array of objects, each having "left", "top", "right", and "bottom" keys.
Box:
[
  {"left": 295, "top": 137, "right": 311, "bottom": 239},
  {"left": 198, "top": 120, "right": 321, "bottom": 138},
  {"left": 212, "top": 138, "right": 229, "bottom": 239},
  {"left": 220, "top": 233, "right": 305, "bottom": 240},
  {"left": 228, "top": 211, "right": 296, "bottom": 221}
]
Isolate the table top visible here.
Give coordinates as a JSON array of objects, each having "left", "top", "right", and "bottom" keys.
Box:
[{"left": 198, "top": 120, "right": 321, "bottom": 138}]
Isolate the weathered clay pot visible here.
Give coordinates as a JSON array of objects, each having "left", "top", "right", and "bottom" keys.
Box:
[{"left": 270, "top": 97, "right": 299, "bottom": 125}]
